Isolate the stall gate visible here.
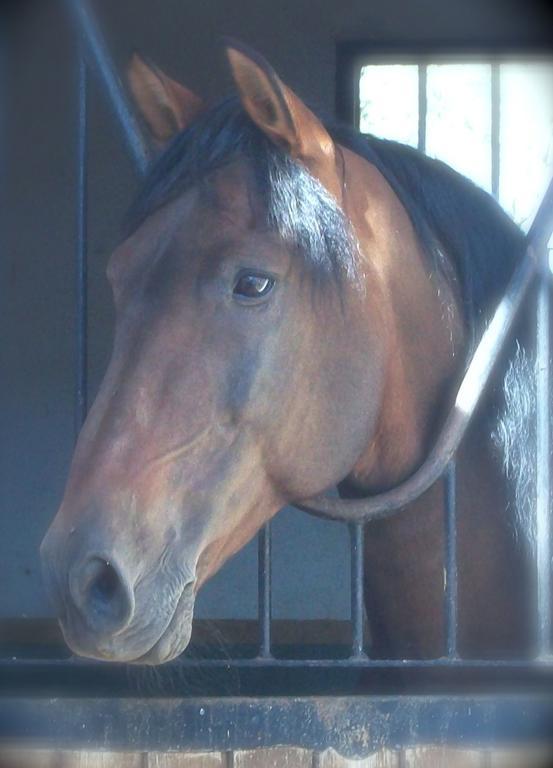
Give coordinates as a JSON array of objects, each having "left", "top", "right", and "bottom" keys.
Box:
[{"left": 1, "top": 0, "right": 553, "bottom": 766}]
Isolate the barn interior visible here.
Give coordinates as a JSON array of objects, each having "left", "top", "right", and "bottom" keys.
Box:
[{"left": 1, "top": 0, "right": 553, "bottom": 764}]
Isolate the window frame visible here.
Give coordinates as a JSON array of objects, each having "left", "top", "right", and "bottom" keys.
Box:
[
  {"left": 336, "top": 41, "right": 553, "bottom": 220},
  {"left": 336, "top": 42, "right": 553, "bottom": 126}
]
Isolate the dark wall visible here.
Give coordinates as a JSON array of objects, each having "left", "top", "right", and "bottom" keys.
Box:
[{"left": 0, "top": 0, "right": 549, "bottom": 618}]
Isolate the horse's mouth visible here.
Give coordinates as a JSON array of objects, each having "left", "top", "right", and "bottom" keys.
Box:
[
  {"left": 59, "top": 580, "right": 195, "bottom": 665},
  {"left": 112, "top": 579, "right": 196, "bottom": 665},
  {"left": 132, "top": 585, "right": 195, "bottom": 665}
]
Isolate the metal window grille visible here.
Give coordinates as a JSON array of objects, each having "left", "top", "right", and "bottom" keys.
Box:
[
  {"left": 1, "top": 1, "right": 553, "bottom": 757},
  {"left": 355, "top": 55, "right": 552, "bottom": 222}
]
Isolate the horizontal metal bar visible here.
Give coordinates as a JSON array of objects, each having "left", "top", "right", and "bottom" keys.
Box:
[
  {"left": 1, "top": 695, "right": 552, "bottom": 755},
  {"left": 3, "top": 655, "right": 553, "bottom": 670}
]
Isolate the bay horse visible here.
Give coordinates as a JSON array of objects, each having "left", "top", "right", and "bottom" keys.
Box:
[{"left": 41, "top": 42, "right": 531, "bottom": 664}]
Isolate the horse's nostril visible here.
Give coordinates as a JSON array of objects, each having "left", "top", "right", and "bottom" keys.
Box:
[
  {"left": 70, "top": 555, "right": 135, "bottom": 635},
  {"left": 90, "top": 562, "right": 119, "bottom": 605}
]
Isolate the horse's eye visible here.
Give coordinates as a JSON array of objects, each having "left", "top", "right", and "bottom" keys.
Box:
[{"left": 233, "top": 272, "right": 275, "bottom": 301}]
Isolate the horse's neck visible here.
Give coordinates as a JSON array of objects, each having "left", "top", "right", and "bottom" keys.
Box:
[
  {"left": 341, "top": 154, "right": 531, "bottom": 657},
  {"left": 362, "top": 416, "right": 530, "bottom": 659},
  {"left": 342, "top": 153, "right": 466, "bottom": 492}
]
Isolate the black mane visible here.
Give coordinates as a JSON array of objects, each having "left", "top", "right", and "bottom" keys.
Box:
[
  {"left": 128, "top": 96, "right": 526, "bottom": 345},
  {"left": 329, "top": 124, "right": 526, "bottom": 345}
]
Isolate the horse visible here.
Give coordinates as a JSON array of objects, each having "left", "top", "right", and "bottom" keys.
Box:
[{"left": 40, "top": 42, "right": 532, "bottom": 665}]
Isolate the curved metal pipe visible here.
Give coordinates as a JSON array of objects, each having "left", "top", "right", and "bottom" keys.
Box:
[{"left": 297, "top": 175, "right": 553, "bottom": 522}]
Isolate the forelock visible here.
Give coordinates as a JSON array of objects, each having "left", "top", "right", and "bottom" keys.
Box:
[{"left": 126, "top": 96, "right": 361, "bottom": 292}]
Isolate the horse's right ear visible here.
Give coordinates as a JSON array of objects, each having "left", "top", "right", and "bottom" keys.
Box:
[
  {"left": 127, "top": 54, "right": 204, "bottom": 146},
  {"left": 225, "top": 41, "right": 341, "bottom": 202}
]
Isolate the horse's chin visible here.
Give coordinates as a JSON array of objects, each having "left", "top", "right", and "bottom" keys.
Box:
[{"left": 132, "top": 610, "right": 193, "bottom": 665}]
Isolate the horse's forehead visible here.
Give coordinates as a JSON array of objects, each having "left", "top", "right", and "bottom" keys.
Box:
[
  {"left": 167, "top": 161, "right": 262, "bottom": 248},
  {"left": 113, "top": 161, "right": 260, "bottom": 271},
  {"left": 203, "top": 161, "right": 261, "bottom": 228}
]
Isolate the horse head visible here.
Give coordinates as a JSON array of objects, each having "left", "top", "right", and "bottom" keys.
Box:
[{"left": 40, "top": 43, "right": 462, "bottom": 663}]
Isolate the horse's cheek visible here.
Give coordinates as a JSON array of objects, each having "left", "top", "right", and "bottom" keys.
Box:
[{"left": 223, "top": 347, "right": 261, "bottom": 424}]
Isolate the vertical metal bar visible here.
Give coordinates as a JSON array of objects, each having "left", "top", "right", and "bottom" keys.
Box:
[
  {"left": 75, "top": 51, "right": 88, "bottom": 439},
  {"left": 352, "top": 62, "right": 361, "bottom": 131},
  {"left": 418, "top": 62, "right": 427, "bottom": 154},
  {"left": 536, "top": 244, "right": 551, "bottom": 658},
  {"left": 491, "top": 62, "right": 500, "bottom": 201},
  {"left": 444, "top": 460, "right": 458, "bottom": 658},
  {"left": 64, "top": 0, "right": 149, "bottom": 176},
  {"left": 350, "top": 522, "right": 366, "bottom": 658},
  {"left": 0, "top": 16, "right": 5, "bottom": 260},
  {"left": 258, "top": 523, "right": 272, "bottom": 659}
]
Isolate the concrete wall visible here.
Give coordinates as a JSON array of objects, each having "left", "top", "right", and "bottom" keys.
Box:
[{"left": 0, "top": 0, "right": 550, "bottom": 618}]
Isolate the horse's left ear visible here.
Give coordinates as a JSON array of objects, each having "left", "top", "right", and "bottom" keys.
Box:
[
  {"left": 225, "top": 41, "right": 341, "bottom": 201},
  {"left": 128, "top": 53, "right": 204, "bottom": 146}
]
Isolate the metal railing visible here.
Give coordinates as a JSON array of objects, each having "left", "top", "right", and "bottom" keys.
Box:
[
  {"left": 8, "top": 0, "right": 553, "bottom": 669},
  {"left": 0, "top": 0, "right": 552, "bottom": 754},
  {"left": 64, "top": 0, "right": 553, "bottom": 669}
]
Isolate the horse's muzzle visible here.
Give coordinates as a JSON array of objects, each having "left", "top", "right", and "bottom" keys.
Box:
[{"left": 40, "top": 527, "right": 195, "bottom": 664}]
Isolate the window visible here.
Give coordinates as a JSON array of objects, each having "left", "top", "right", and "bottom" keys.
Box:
[{"left": 356, "top": 57, "right": 553, "bottom": 232}]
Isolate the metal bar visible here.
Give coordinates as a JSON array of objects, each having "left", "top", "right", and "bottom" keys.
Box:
[
  {"left": 418, "top": 62, "right": 427, "bottom": 153},
  {"left": 299, "top": 169, "right": 553, "bottom": 522},
  {"left": 350, "top": 523, "right": 366, "bottom": 658},
  {"left": 490, "top": 62, "right": 500, "bottom": 200},
  {"left": 529, "top": 178, "right": 553, "bottom": 250},
  {"left": 75, "top": 51, "right": 88, "bottom": 438},
  {"left": 0, "top": 15, "right": 5, "bottom": 278},
  {"left": 444, "top": 461, "right": 458, "bottom": 659},
  {"left": 64, "top": 0, "right": 149, "bottom": 176},
  {"left": 536, "top": 244, "right": 551, "bottom": 658},
  {"left": 257, "top": 523, "right": 272, "bottom": 658},
  {"left": 298, "top": 239, "right": 539, "bottom": 521},
  {"left": 4, "top": 655, "right": 553, "bottom": 671},
  {"left": 2, "top": 695, "right": 553, "bottom": 756}
]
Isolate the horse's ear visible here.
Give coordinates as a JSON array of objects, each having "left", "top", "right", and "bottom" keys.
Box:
[
  {"left": 225, "top": 41, "right": 341, "bottom": 201},
  {"left": 127, "top": 53, "right": 204, "bottom": 146}
]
